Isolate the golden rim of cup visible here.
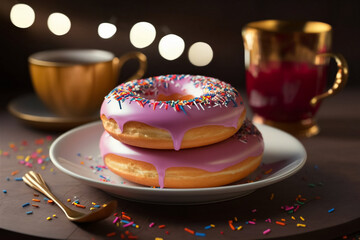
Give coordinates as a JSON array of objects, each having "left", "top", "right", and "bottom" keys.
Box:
[
  {"left": 28, "top": 49, "right": 115, "bottom": 67},
  {"left": 244, "top": 19, "right": 332, "bottom": 33}
]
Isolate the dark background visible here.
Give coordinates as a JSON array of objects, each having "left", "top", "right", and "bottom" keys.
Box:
[{"left": 0, "top": 0, "right": 359, "bottom": 101}]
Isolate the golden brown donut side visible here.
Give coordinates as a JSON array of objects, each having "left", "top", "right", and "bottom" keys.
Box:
[
  {"left": 104, "top": 152, "right": 262, "bottom": 188},
  {"left": 101, "top": 110, "right": 246, "bottom": 150}
]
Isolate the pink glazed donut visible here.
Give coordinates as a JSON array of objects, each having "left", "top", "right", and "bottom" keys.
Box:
[
  {"left": 100, "top": 74, "right": 246, "bottom": 150},
  {"left": 100, "top": 120, "right": 264, "bottom": 188}
]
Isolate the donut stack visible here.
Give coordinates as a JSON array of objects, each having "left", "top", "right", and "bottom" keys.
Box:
[{"left": 99, "top": 74, "right": 264, "bottom": 188}]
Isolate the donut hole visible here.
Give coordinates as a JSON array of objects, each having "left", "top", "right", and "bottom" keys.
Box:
[
  {"left": 133, "top": 77, "right": 204, "bottom": 102},
  {"left": 138, "top": 86, "right": 201, "bottom": 102},
  {"left": 156, "top": 93, "right": 195, "bottom": 101}
]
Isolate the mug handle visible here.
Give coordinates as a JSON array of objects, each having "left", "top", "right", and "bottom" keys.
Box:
[
  {"left": 114, "top": 51, "right": 147, "bottom": 81},
  {"left": 310, "top": 53, "right": 349, "bottom": 106}
]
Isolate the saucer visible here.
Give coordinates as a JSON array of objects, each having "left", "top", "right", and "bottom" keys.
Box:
[{"left": 8, "top": 94, "right": 99, "bottom": 131}]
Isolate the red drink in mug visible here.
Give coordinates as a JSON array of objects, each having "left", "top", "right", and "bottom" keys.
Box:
[{"left": 246, "top": 61, "right": 328, "bottom": 122}]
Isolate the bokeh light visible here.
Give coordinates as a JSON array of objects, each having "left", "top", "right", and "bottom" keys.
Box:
[
  {"left": 188, "top": 42, "right": 213, "bottom": 67},
  {"left": 158, "top": 34, "right": 185, "bottom": 61},
  {"left": 98, "top": 22, "right": 117, "bottom": 39},
  {"left": 130, "top": 22, "right": 156, "bottom": 48},
  {"left": 47, "top": 13, "right": 71, "bottom": 36},
  {"left": 10, "top": 4, "right": 35, "bottom": 29}
]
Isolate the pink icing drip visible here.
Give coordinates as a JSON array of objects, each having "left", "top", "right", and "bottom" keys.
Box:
[
  {"left": 99, "top": 122, "right": 264, "bottom": 188},
  {"left": 100, "top": 76, "right": 245, "bottom": 150}
]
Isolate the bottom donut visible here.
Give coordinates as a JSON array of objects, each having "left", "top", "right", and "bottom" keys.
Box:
[{"left": 100, "top": 120, "right": 264, "bottom": 188}]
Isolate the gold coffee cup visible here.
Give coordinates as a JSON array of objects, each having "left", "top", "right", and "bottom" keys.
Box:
[{"left": 29, "top": 49, "right": 147, "bottom": 117}]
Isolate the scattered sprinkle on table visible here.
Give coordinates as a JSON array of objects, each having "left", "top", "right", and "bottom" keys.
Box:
[
  {"left": 195, "top": 232, "right": 206, "bottom": 237},
  {"left": 328, "top": 208, "right": 335, "bottom": 213},
  {"left": 113, "top": 217, "right": 119, "bottom": 224},
  {"left": 228, "top": 220, "right": 235, "bottom": 230},
  {"left": 123, "top": 221, "right": 134, "bottom": 228},
  {"left": 275, "top": 221, "right": 286, "bottom": 226},
  {"left": 22, "top": 202, "right": 30, "bottom": 208},
  {"left": 270, "top": 193, "right": 275, "bottom": 200},
  {"left": 184, "top": 227, "right": 195, "bottom": 235},
  {"left": 106, "top": 232, "right": 116, "bottom": 237},
  {"left": 204, "top": 224, "right": 214, "bottom": 230}
]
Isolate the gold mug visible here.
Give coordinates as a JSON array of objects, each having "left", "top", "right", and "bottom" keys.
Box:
[
  {"left": 242, "top": 20, "right": 348, "bottom": 137},
  {"left": 29, "top": 49, "right": 147, "bottom": 117}
]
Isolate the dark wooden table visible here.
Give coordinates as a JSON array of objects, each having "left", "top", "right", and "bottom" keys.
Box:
[{"left": 1, "top": 90, "right": 359, "bottom": 240}]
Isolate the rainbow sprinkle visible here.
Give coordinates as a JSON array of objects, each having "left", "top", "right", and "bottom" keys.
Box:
[
  {"left": 328, "top": 208, "right": 335, "bottom": 213},
  {"left": 105, "top": 74, "right": 240, "bottom": 114},
  {"left": 22, "top": 202, "right": 30, "bottom": 208}
]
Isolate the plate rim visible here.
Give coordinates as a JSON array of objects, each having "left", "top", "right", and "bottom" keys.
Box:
[{"left": 49, "top": 121, "right": 307, "bottom": 195}]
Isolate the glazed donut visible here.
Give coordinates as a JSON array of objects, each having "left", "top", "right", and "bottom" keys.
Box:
[
  {"left": 100, "top": 74, "right": 246, "bottom": 150},
  {"left": 100, "top": 120, "right": 264, "bottom": 188}
]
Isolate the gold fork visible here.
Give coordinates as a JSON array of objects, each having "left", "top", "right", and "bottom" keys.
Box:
[{"left": 22, "top": 171, "right": 117, "bottom": 223}]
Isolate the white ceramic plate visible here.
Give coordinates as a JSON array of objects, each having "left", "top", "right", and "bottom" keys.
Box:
[{"left": 49, "top": 121, "right": 306, "bottom": 204}]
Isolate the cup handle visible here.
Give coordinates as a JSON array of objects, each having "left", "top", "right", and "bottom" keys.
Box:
[
  {"left": 114, "top": 51, "right": 147, "bottom": 81},
  {"left": 310, "top": 53, "right": 349, "bottom": 106}
]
